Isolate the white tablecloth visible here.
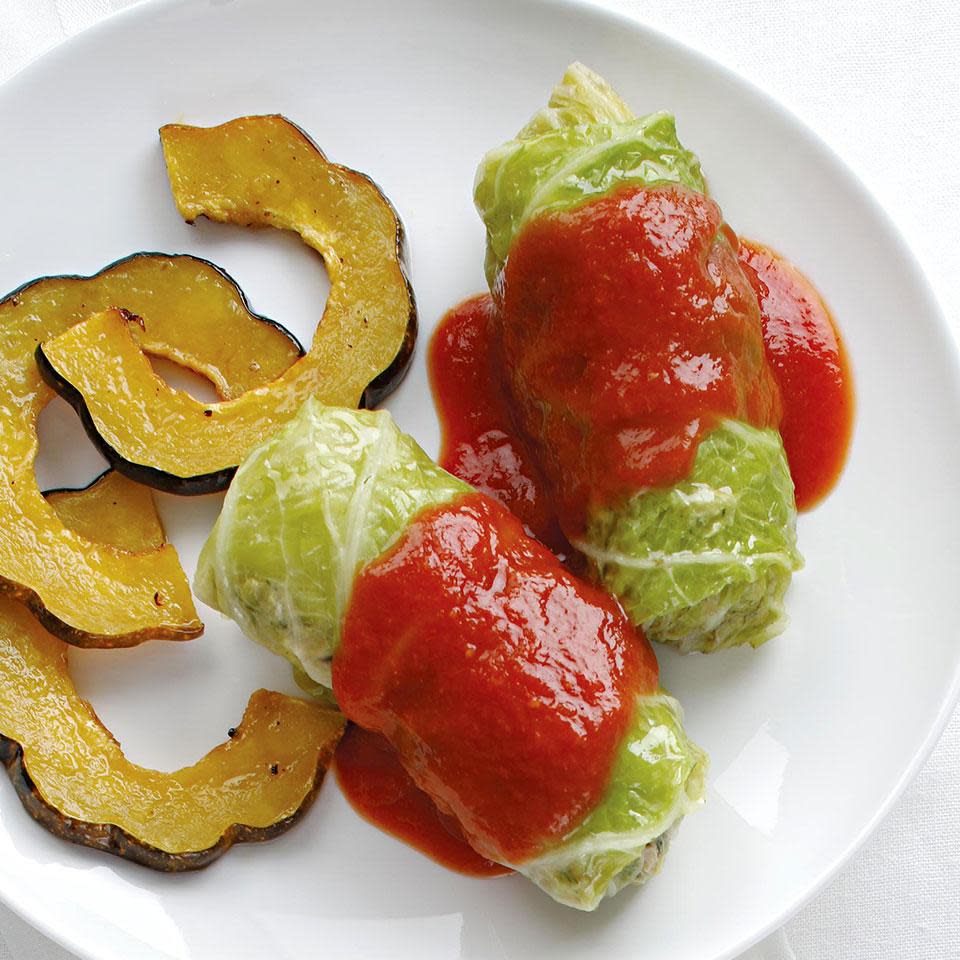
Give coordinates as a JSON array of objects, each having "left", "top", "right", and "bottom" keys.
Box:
[{"left": 1, "top": 1, "right": 958, "bottom": 958}]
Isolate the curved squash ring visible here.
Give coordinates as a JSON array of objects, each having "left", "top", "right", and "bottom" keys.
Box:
[
  {"left": 0, "top": 253, "right": 301, "bottom": 647},
  {"left": 37, "top": 115, "right": 417, "bottom": 495},
  {"left": 10, "top": 252, "right": 302, "bottom": 399},
  {"left": 0, "top": 471, "right": 344, "bottom": 870}
]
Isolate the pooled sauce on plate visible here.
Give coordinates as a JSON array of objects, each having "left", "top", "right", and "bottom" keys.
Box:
[
  {"left": 334, "top": 724, "right": 510, "bottom": 876},
  {"left": 737, "top": 240, "right": 854, "bottom": 510},
  {"left": 333, "top": 492, "right": 657, "bottom": 866},
  {"left": 428, "top": 294, "right": 567, "bottom": 552}
]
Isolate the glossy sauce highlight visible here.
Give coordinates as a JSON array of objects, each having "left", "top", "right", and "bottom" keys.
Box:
[
  {"left": 428, "top": 294, "right": 567, "bottom": 552},
  {"left": 431, "top": 226, "right": 851, "bottom": 521},
  {"left": 495, "top": 183, "right": 780, "bottom": 532}
]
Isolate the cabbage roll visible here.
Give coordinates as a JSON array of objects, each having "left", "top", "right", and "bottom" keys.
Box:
[
  {"left": 196, "top": 399, "right": 705, "bottom": 910},
  {"left": 474, "top": 63, "right": 802, "bottom": 653}
]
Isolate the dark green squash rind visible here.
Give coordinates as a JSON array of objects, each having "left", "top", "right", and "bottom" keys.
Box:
[
  {"left": 10, "top": 250, "right": 306, "bottom": 500},
  {"left": 0, "top": 258, "right": 300, "bottom": 645},
  {"left": 344, "top": 164, "right": 417, "bottom": 410},
  {"left": 183, "top": 115, "right": 418, "bottom": 413},
  {"left": 39, "top": 468, "right": 115, "bottom": 501},
  {"left": 0, "top": 477, "right": 342, "bottom": 868},
  {"left": 19, "top": 250, "right": 306, "bottom": 497},
  {"left": 360, "top": 221, "right": 417, "bottom": 409},
  {"left": 0, "top": 579, "right": 202, "bottom": 649},
  {"left": 0, "top": 469, "right": 203, "bottom": 646},
  {"left": 0, "top": 471, "right": 198, "bottom": 645}
]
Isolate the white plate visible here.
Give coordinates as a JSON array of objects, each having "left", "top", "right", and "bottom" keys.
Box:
[{"left": 0, "top": 0, "right": 958, "bottom": 958}]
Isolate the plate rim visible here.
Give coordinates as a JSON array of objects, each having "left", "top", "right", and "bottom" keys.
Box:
[{"left": 0, "top": 1, "right": 958, "bottom": 958}]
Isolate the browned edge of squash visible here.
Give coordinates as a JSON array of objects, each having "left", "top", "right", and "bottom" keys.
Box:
[
  {"left": 285, "top": 119, "right": 418, "bottom": 410},
  {"left": 23, "top": 249, "right": 305, "bottom": 495},
  {"left": 0, "top": 580, "right": 201, "bottom": 649},
  {"left": 37, "top": 293, "right": 416, "bottom": 494},
  {"left": 36, "top": 120, "right": 416, "bottom": 495},
  {"left": 0, "top": 472, "right": 344, "bottom": 870},
  {"left": 0, "top": 254, "right": 303, "bottom": 645},
  {"left": 0, "top": 467, "right": 200, "bottom": 646}
]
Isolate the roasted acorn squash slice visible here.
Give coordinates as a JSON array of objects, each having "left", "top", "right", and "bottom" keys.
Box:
[
  {"left": 37, "top": 115, "right": 417, "bottom": 494},
  {"left": 0, "top": 471, "right": 344, "bottom": 870},
  {"left": 0, "top": 253, "right": 299, "bottom": 646}
]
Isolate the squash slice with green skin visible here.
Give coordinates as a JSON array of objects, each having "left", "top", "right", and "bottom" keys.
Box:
[
  {"left": 38, "top": 115, "right": 417, "bottom": 494},
  {"left": 0, "top": 253, "right": 301, "bottom": 647},
  {"left": 0, "top": 470, "right": 345, "bottom": 871}
]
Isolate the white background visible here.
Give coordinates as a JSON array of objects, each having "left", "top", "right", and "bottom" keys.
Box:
[{"left": 0, "top": 1, "right": 957, "bottom": 958}]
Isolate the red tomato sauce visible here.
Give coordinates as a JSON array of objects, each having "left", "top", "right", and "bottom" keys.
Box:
[
  {"left": 737, "top": 241, "right": 854, "bottom": 511},
  {"left": 343, "top": 188, "right": 854, "bottom": 875},
  {"left": 494, "top": 183, "right": 781, "bottom": 532},
  {"left": 428, "top": 294, "right": 567, "bottom": 553},
  {"left": 430, "top": 213, "right": 851, "bottom": 523},
  {"left": 333, "top": 492, "right": 658, "bottom": 866},
  {"left": 334, "top": 724, "right": 510, "bottom": 877}
]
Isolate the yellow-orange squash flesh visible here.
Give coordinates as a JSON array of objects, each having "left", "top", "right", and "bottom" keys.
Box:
[
  {"left": 0, "top": 472, "right": 345, "bottom": 870},
  {"left": 0, "top": 253, "right": 299, "bottom": 646},
  {"left": 37, "top": 115, "right": 416, "bottom": 494},
  {"left": 45, "top": 470, "right": 166, "bottom": 553}
]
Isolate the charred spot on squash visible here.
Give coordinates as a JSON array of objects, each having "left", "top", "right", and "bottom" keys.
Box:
[
  {"left": 38, "top": 115, "right": 417, "bottom": 495},
  {"left": 0, "top": 472, "right": 345, "bottom": 870},
  {"left": 0, "top": 252, "right": 300, "bottom": 647}
]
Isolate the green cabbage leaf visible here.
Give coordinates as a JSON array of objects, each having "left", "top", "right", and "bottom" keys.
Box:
[
  {"left": 476, "top": 64, "right": 802, "bottom": 652},
  {"left": 196, "top": 400, "right": 708, "bottom": 909},
  {"left": 579, "top": 421, "right": 802, "bottom": 653},
  {"left": 520, "top": 690, "right": 706, "bottom": 910}
]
